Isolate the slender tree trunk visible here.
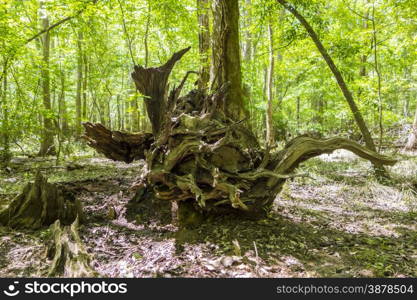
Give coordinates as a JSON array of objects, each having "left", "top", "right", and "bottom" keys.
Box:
[
  {"left": 359, "top": 7, "right": 369, "bottom": 77},
  {"left": 357, "top": 5, "right": 369, "bottom": 125},
  {"left": 116, "top": 94, "right": 122, "bottom": 130},
  {"left": 98, "top": 97, "right": 106, "bottom": 127},
  {"left": 404, "top": 86, "right": 410, "bottom": 118},
  {"left": 82, "top": 53, "right": 88, "bottom": 122},
  {"left": 312, "top": 95, "right": 324, "bottom": 127},
  {"left": 242, "top": 0, "right": 252, "bottom": 61},
  {"left": 405, "top": 101, "right": 417, "bottom": 150},
  {"left": 211, "top": 0, "right": 247, "bottom": 121},
  {"left": 39, "top": 7, "right": 55, "bottom": 156},
  {"left": 58, "top": 68, "right": 69, "bottom": 136},
  {"left": 130, "top": 95, "right": 140, "bottom": 132},
  {"left": 371, "top": 3, "right": 383, "bottom": 150},
  {"left": 262, "top": 66, "right": 268, "bottom": 139},
  {"left": 1, "top": 63, "right": 10, "bottom": 162},
  {"left": 75, "top": 31, "right": 83, "bottom": 137},
  {"left": 276, "top": 0, "right": 386, "bottom": 176},
  {"left": 197, "top": 0, "right": 210, "bottom": 91},
  {"left": 266, "top": 21, "right": 275, "bottom": 147},
  {"left": 296, "top": 96, "right": 300, "bottom": 128},
  {"left": 144, "top": 0, "right": 151, "bottom": 68}
]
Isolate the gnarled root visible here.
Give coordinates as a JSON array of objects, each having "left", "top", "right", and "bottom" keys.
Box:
[
  {"left": 83, "top": 47, "right": 397, "bottom": 222},
  {"left": 0, "top": 172, "right": 83, "bottom": 229},
  {"left": 84, "top": 103, "right": 397, "bottom": 221},
  {"left": 266, "top": 136, "right": 397, "bottom": 190},
  {"left": 47, "top": 218, "right": 97, "bottom": 277}
]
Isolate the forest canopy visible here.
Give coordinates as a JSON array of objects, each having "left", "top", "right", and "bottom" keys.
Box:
[{"left": 0, "top": 0, "right": 416, "bottom": 157}]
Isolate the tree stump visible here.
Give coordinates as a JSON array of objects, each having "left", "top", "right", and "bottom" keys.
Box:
[
  {"left": 47, "top": 218, "right": 97, "bottom": 277},
  {"left": 0, "top": 172, "right": 83, "bottom": 229}
]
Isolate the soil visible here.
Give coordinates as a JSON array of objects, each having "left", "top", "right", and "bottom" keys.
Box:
[{"left": 0, "top": 150, "right": 416, "bottom": 277}]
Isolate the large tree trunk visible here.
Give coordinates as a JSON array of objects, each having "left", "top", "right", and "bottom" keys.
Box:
[
  {"left": 211, "top": 0, "right": 247, "bottom": 121},
  {"left": 197, "top": 0, "right": 210, "bottom": 91},
  {"left": 131, "top": 47, "right": 191, "bottom": 136},
  {"left": 81, "top": 1, "right": 396, "bottom": 226}
]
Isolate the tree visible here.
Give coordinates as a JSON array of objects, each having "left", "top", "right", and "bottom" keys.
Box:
[
  {"left": 276, "top": 0, "right": 387, "bottom": 176},
  {"left": 211, "top": 0, "right": 246, "bottom": 121},
  {"left": 0, "top": 61, "right": 9, "bottom": 162},
  {"left": 405, "top": 104, "right": 417, "bottom": 150},
  {"left": 197, "top": 0, "right": 210, "bottom": 91},
  {"left": 38, "top": 2, "right": 55, "bottom": 156},
  {"left": 75, "top": 31, "right": 83, "bottom": 137},
  {"left": 266, "top": 19, "right": 275, "bottom": 147}
]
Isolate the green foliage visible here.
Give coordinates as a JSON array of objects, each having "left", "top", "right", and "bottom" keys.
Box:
[{"left": 0, "top": 0, "right": 416, "bottom": 155}]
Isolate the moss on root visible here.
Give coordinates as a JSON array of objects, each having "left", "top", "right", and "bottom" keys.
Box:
[{"left": 0, "top": 171, "right": 83, "bottom": 229}]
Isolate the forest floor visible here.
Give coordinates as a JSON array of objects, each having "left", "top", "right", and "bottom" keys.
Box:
[{"left": 0, "top": 149, "right": 416, "bottom": 278}]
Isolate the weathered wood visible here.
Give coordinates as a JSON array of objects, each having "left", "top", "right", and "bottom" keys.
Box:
[
  {"left": 82, "top": 122, "right": 153, "bottom": 163},
  {"left": 83, "top": 47, "right": 398, "bottom": 223},
  {"left": 0, "top": 172, "right": 82, "bottom": 229},
  {"left": 47, "top": 218, "right": 97, "bottom": 277},
  {"left": 131, "top": 47, "right": 191, "bottom": 136}
]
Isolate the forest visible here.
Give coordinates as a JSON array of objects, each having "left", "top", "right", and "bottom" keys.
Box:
[{"left": 0, "top": 0, "right": 416, "bottom": 278}]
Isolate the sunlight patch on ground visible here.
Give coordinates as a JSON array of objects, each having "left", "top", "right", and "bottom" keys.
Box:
[{"left": 318, "top": 149, "right": 361, "bottom": 162}]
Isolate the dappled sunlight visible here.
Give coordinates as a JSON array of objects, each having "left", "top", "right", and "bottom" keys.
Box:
[{"left": 0, "top": 155, "right": 416, "bottom": 277}]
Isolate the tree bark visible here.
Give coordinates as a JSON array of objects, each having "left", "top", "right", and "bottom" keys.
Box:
[
  {"left": 82, "top": 52, "right": 88, "bottom": 122},
  {"left": 144, "top": 0, "right": 151, "bottom": 68},
  {"left": 84, "top": 48, "right": 397, "bottom": 222},
  {"left": 242, "top": 0, "right": 253, "bottom": 61},
  {"left": 47, "top": 218, "right": 97, "bottom": 277},
  {"left": 266, "top": 20, "right": 275, "bottom": 147},
  {"left": 131, "top": 47, "right": 191, "bottom": 136},
  {"left": 39, "top": 7, "right": 56, "bottom": 156},
  {"left": 197, "top": 0, "right": 210, "bottom": 91},
  {"left": 0, "top": 172, "right": 83, "bottom": 229},
  {"left": 405, "top": 103, "right": 417, "bottom": 150},
  {"left": 371, "top": 3, "right": 383, "bottom": 150},
  {"left": 1, "top": 62, "right": 10, "bottom": 162},
  {"left": 211, "top": 0, "right": 247, "bottom": 121},
  {"left": 59, "top": 67, "right": 69, "bottom": 136}
]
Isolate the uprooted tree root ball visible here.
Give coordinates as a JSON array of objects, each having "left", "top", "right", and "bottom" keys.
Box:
[{"left": 83, "top": 47, "right": 397, "bottom": 224}]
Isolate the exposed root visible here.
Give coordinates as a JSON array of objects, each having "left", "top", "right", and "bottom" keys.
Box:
[
  {"left": 267, "top": 136, "right": 398, "bottom": 189},
  {"left": 0, "top": 172, "right": 83, "bottom": 229},
  {"left": 83, "top": 47, "right": 398, "bottom": 221}
]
